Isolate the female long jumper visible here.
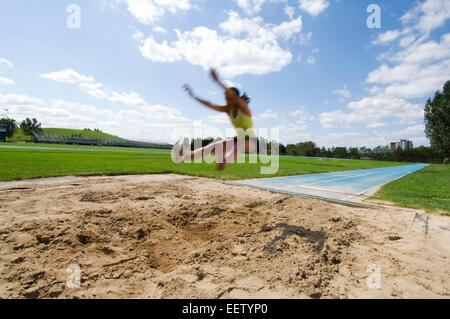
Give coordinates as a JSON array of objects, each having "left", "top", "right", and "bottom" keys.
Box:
[{"left": 178, "top": 68, "right": 258, "bottom": 170}]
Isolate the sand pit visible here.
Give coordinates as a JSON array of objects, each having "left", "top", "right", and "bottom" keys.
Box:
[{"left": 0, "top": 174, "right": 448, "bottom": 299}]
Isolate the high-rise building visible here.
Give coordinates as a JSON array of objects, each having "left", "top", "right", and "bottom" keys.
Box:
[{"left": 390, "top": 139, "right": 413, "bottom": 151}]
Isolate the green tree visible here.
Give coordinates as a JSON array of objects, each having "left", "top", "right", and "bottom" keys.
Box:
[
  {"left": 278, "top": 143, "right": 287, "bottom": 155},
  {"left": 0, "top": 118, "right": 17, "bottom": 137},
  {"left": 348, "top": 147, "right": 360, "bottom": 159},
  {"left": 286, "top": 144, "right": 298, "bottom": 156},
  {"left": 332, "top": 147, "right": 348, "bottom": 158},
  {"left": 20, "top": 118, "right": 43, "bottom": 137},
  {"left": 425, "top": 80, "right": 450, "bottom": 157}
]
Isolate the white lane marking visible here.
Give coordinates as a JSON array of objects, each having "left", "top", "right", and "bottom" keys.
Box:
[
  {"left": 298, "top": 165, "right": 425, "bottom": 191},
  {"left": 301, "top": 171, "right": 377, "bottom": 187}
]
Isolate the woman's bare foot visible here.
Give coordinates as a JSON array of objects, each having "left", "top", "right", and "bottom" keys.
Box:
[{"left": 217, "top": 161, "right": 227, "bottom": 171}]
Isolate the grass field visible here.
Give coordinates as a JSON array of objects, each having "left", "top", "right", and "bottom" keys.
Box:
[
  {"left": 369, "top": 164, "right": 450, "bottom": 215},
  {"left": 1, "top": 143, "right": 447, "bottom": 214},
  {"left": 0, "top": 143, "right": 404, "bottom": 181},
  {"left": 5, "top": 129, "right": 32, "bottom": 142}
]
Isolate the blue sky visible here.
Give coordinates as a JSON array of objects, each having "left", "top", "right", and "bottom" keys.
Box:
[{"left": 0, "top": 0, "right": 449, "bottom": 147}]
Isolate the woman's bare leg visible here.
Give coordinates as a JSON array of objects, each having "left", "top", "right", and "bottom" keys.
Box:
[
  {"left": 182, "top": 138, "right": 232, "bottom": 162},
  {"left": 217, "top": 142, "right": 238, "bottom": 170},
  {"left": 217, "top": 139, "right": 257, "bottom": 170}
]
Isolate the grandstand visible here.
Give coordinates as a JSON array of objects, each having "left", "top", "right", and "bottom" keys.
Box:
[
  {"left": 32, "top": 132, "right": 173, "bottom": 149},
  {"left": 0, "top": 124, "right": 12, "bottom": 143}
]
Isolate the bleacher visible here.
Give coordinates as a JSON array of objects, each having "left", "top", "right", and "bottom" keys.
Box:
[
  {"left": 32, "top": 132, "right": 173, "bottom": 149},
  {"left": 0, "top": 124, "right": 12, "bottom": 142}
]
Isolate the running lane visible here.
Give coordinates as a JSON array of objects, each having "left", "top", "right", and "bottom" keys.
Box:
[{"left": 231, "top": 164, "right": 428, "bottom": 202}]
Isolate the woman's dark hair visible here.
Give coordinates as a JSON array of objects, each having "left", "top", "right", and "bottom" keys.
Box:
[{"left": 230, "top": 87, "right": 251, "bottom": 104}]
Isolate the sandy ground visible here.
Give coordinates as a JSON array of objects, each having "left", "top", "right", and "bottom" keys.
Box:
[{"left": 0, "top": 174, "right": 448, "bottom": 299}]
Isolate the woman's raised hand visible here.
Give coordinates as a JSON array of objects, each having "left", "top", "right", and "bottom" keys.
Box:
[
  {"left": 209, "top": 68, "right": 220, "bottom": 83},
  {"left": 183, "top": 84, "right": 195, "bottom": 98},
  {"left": 210, "top": 68, "right": 226, "bottom": 89}
]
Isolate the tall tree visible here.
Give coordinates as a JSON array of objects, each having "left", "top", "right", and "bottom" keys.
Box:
[
  {"left": 20, "top": 118, "right": 43, "bottom": 137},
  {"left": 425, "top": 80, "right": 450, "bottom": 156},
  {"left": 0, "top": 118, "right": 17, "bottom": 137}
]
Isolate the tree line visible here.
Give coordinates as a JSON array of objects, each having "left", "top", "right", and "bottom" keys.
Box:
[
  {"left": 278, "top": 142, "right": 444, "bottom": 163},
  {"left": 0, "top": 117, "right": 42, "bottom": 139}
]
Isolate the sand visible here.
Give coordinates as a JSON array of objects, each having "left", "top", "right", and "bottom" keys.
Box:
[{"left": 0, "top": 174, "right": 448, "bottom": 299}]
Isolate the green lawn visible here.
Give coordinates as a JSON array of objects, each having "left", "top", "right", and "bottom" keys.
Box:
[
  {"left": 369, "top": 164, "right": 450, "bottom": 215},
  {"left": 0, "top": 145, "right": 404, "bottom": 182},
  {"left": 6, "top": 129, "right": 32, "bottom": 142}
]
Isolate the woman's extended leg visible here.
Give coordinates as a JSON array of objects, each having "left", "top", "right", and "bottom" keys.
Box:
[{"left": 181, "top": 138, "right": 233, "bottom": 162}]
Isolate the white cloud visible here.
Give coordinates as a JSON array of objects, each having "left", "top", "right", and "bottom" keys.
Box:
[
  {"left": 273, "top": 17, "right": 303, "bottom": 41},
  {"left": 401, "top": 0, "right": 450, "bottom": 33},
  {"left": 153, "top": 26, "right": 167, "bottom": 33},
  {"left": 236, "top": 0, "right": 267, "bottom": 15},
  {"left": 254, "top": 107, "right": 311, "bottom": 141},
  {"left": 399, "top": 35, "right": 416, "bottom": 47},
  {"left": 0, "top": 58, "right": 14, "bottom": 69},
  {"left": 258, "top": 109, "right": 279, "bottom": 120},
  {"left": 223, "top": 79, "right": 242, "bottom": 89},
  {"left": 40, "top": 69, "right": 95, "bottom": 84},
  {"left": 41, "top": 68, "right": 148, "bottom": 108},
  {"left": 368, "top": 34, "right": 450, "bottom": 99},
  {"left": 284, "top": 107, "right": 309, "bottom": 126},
  {"left": 373, "top": 30, "right": 402, "bottom": 45},
  {"left": 389, "top": 33, "right": 450, "bottom": 65},
  {"left": 367, "top": 122, "right": 385, "bottom": 129},
  {"left": 0, "top": 92, "right": 204, "bottom": 143},
  {"left": 37, "top": 68, "right": 255, "bottom": 142},
  {"left": 298, "top": 0, "right": 329, "bottom": 17},
  {"left": 321, "top": 0, "right": 450, "bottom": 138},
  {"left": 322, "top": 132, "right": 363, "bottom": 141},
  {"left": 305, "top": 48, "right": 319, "bottom": 65},
  {"left": 288, "top": 107, "right": 307, "bottom": 119},
  {"left": 372, "top": 0, "right": 450, "bottom": 47},
  {"left": 306, "top": 55, "right": 316, "bottom": 65},
  {"left": 139, "top": 11, "right": 302, "bottom": 78},
  {"left": 333, "top": 85, "right": 352, "bottom": 99},
  {"left": 284, "top": 4, "right": 295, "bottom": 19},
  {"left": 319, "top": 95, "right": 423, "bottom": 129},
  {"left": 208, "top": 113, "right": 230, "bottom": 125},
  {"left": 0, "top": 94, "right": 44, "bottom": 106},
  {"left": 297, "top": 31, "right": 312, "bottom": 45},
  {"left": 140, "top": 37, "right": 182, "bottom": 62},
  {"left": 132, "top": 30, "right": 144, "bottom": 40},
  {"left": 125, "top": 0, "right": 192, "bottom": 25},
  {"left": 0, "top": 76, "right": 15, "bottom": 86}
]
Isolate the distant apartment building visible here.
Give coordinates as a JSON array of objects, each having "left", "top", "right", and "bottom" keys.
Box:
[{"left": 390, "top": 139, "right": 413, "bottom": 151}]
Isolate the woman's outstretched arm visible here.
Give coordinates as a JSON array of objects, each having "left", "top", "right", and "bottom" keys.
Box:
[
  {"left": 210, "top": 68, "right": 227, "bottom": 90},
  {"left": 184, "top": 84, "right": 228, "bottom": 113}
]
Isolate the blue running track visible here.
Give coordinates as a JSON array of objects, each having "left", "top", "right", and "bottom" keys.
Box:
[{"left": 231, "top": 164, "right": 428, "bottom": 202}]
